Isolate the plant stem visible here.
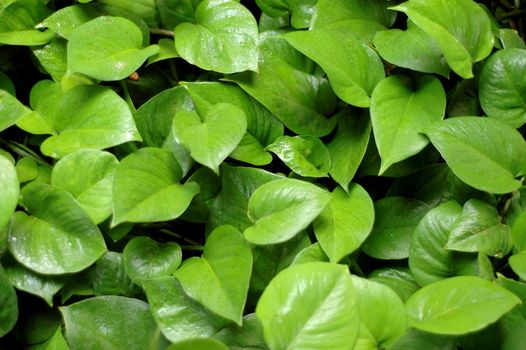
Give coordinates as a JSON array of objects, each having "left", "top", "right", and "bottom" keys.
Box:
[
  {"left": 181, "top": 245, "right": 205, "bottom": 251},
  {"left": 119, "top": 80, "right": 136, "bottom": 112},
  {"left": 0, "top": 139, "right": 50, "bottom": 166},
  {"left": 159, "top": 229, "right": 202, "bottom": 246},
  {"left": 149, "top": 28, "right": 174, "bottom": 37}
]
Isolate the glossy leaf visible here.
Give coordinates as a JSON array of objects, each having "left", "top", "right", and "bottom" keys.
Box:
[
  {"left": 213, "top": 313, "right": 267, "bottom": 350},
  {"left": 392, "top": 0, "right": 494, "bottom": 78},
  {"left": 312, "top": 0, "right": 396, "bottom": 29},
  {"left": 510, "top": 251, "right": 526, "bottom": 281},
  {"left": 479, "top": 48, "right": 526, "bottom": 128},
  {"left": 41, "top": 4, "right": 102, "bottom": 39},
  {"left": 256, "top": 262, "right": 359, "bottom": 350},
  {"left": 426, "top": 117, "right": 526, "bottom": 194},
  {"left": 370, "top": 75, "right": 446, "bottom": 173},
  {"left": 244, "top": 178, "right": 331, "bottom": 245},
  {"left": 313, "top": 185, "right": 374, "bottom": 262},
  {"left": 368, "top": 268, "right": 420, "bottom": 302},
  {"left": 175, "top": 225, "right": 252, "bottom": 324},
  {"left": 91, "top": 252, "right": 140, "bottom": 297},
  {"left": 0, "top": 0, "right": 51, "bottom": 45},
  {"left": 406, "top": 276, "right": 520, "bottom": 335},
  {"left": 173, "top": 103, "right": 247, "bottom": 173},
  {"left": 61, "top": 296, "right": 157, "bottom": 350},
  {"left": 174, "top": 0, "right": 258, "bottom": 73},
  {"left": 0, "top": 89, "right": 31, "bottom": 133},
  {"left": 68, "top": 16, "right": 159, "bottom": 81},
  {"left": 0, "top": 267, "right": 18, "bottom": 337},
  {"left": 8, "top": 183, "right": 106, "bottom": 275},
  {"left": 0, "top": 154, "right": 18, "bottom": 230},
  {"left": 112, "top": 147, "right": 200, "bottom": 225}
]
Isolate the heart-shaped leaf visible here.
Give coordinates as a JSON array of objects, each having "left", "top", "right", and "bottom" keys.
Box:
[
  {"left": 0, "top": 268, "right": 18, "bottom": 337},
  {"left": 174, "top": 103, "right": 247, "bottom": 174},
  {"left": 174, "top": 225, "right": 252, "bottom": 325},
  {"left": 68, "top": 16, "right": 159, "bottom": 81},
  {"left": 8, "top": 183, "right": 107, "bottom": 275},
  {"left": 406, "top": 276, "right": 520, "bottom": 335},
  {"left": 266, "top": 135, "right": 331, "bottom": 178},
  {"left": 40, "top": 85, "right": 142, "bottom": 158},
  {"left": 0, "top": 155, "right": 18, "bottom": 230},
  {"left": 244, "top": 178, "right": 331, "bottom": 245},
  {"left": 60, "top": 296, "right": 158, "bottom": 350},
  {"left": 123, "top": 236, "right": 182, "bottom": 284},
  {"left": 174, "top": 0, "right": 258, "bottom": 73},
  {"left": 426, "top": 117, "right": 526, "bottom": 194},
  {"left": 391, "top": 0, "right": 494, "bottom": 78},
  {"left": 313, "top": 185, "right": 374, "bottom": 263},
  {"left": 52, "top": 149, "right": 118, "bottom": 225},
  {"left": 371, "top": 75, "right": 446, "bottom": 173},
  {"left": 479, "top": 48, "right": 526, "bottom": 128},
  {"left": 256, "top": 262, "right": 359, "bottom": 350},
  {"left": 112, "top": 147, "right": 200, "bottom": 226}
]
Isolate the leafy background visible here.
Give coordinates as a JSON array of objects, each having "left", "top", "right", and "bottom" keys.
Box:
[{"left": 1, "top": 0, "right": 526, "bottom": 349}]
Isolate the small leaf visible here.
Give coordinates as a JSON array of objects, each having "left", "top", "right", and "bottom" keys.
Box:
[
  {"left": 406, "top": 276, "right": 520, "bottom": 335},
  {"left": 60, "top": 296, "right": 157, "bottom": 350},
  {"left": 426, "top": 117, "right": 526, "bottom": 194},
  {"left": 123, "top": 236, "right": 182, "bottom": 284},
  {"left": 0, "top": 154, "right": 19, "bottom": 230},
  {"left": 174, "top": 0, "right": 259, "bottom": 73},
  {"left": 244, "top": 178, "right": 331, "bottom": 245},
  {"left": 510, "top": 251, "right": 526, "bottom": 281},
  {"left": 257, "top": 262, "right": 359, "bottom": 350},
  {"left": 0, "top": 267, "right": 18, "bottom": 337},
  {"left": 479, "top": 48, "right": 526, "bottom": 128},
  {"left": 68, "top": 16, "right": 159, "bottom": 81},
  {"left": 112, "top": 147, "right": 200, "bottom": 226},
  {"left": 313, "top": 185, "right": 374, "bottom": 262},
  {"left": 175, "top": 225, "right": 252, "bottom": 325}
]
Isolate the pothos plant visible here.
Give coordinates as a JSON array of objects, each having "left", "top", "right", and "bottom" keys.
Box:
[{"left": 1, "top": 0, "right": 526, "bottom": 349}]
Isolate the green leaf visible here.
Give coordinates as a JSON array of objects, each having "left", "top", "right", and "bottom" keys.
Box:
[
  {"left": 292, "top": 242, "right": 330, "bottom": 265},
  {"left": 446, "top": 199, "right": 512, "bottom": 257},
  {"left": 41, "top": 4, "right": 102, "bottom": 40},
  {"left": 0, "top": 0, "right": 51, "bottom": 45},
  {"left": 352, "top": 276, "right": 407, "bottom": 349},
  {"left": 174, "top": 0, "right": 258, "bottom": 73},
  {"left": 244, "top": 178, "right": 331, "bottom": 245},
  {"left": 166, "top": 338, "right": 229, "bottom": 350},
  {"left": 0, "top": 89, "right": 32, "bottom": 132},
  {"left": 510, "top": 251, "right": 526, "bottom": 280},
  {"left": 0, "top": 154, "right": 19, "bottom": 229},
  {"left": 147, "top": 38, "right": 179, "bottom": 64},
  {"left": 368, "top": 268, "right": 420, "bottom": 302},
  {"left": 409, "top": 201, "right": 463, "bottom": 286},
  {"left": 406, "top": 276, "right": 520, "bottom": 335},
  {"left": 312, "top": 0, "right": 396, "bottom": 29},
  {"left": 32, "top": 38, "right": 69, "bottom": 82},
  {"left": 374, "top": 22, "right": 450, "bottom": 77},
  {"left": 91, "top": 252, "right": 140, "bottom": 297},
  {"left": 51, "top": 149, "right": 118, "bottom": 225},
  {"left": 387, "top": 329, "right": 457, "bottom": 350},
  {"left": 123, "top": 236, "right": 182, "bottom": 284},
  {"left": 143, "top": 277, "right": 228, "bottom": 343},
  {"left": 181, "top": 167, "right": 221, "bottom": 223},
  {"left": 40, "top": 85, "right": 142, "bottom": 158},
  {"left": 313, "top": 185, "right": 374, "bottom": 263},
  {"left": 68, "top": 16, "right": 159, "bottom": 81},
  {"left": 498, "top": 29, "right": 526, "bottom": 50},
  {"left": 112, "top": 147, "right": 200, "bottom": 225},
  {"left": 257, "top": 262, "right": 359, "bottom": 350},
  {"left": 479, "top": 48, "right": 526, "bottom": 128},
  {"left": 284, "top": 26, "right": 384, "bottom": 107},
  {"left": 97, "top": 0, "right": 159, "bottom": 27},
  {"left": 371, "top": 75, "right": 446, "bottom": 173},
  {"left": 426, "top": 117, "right": 526, "bottom": 194},
  {"left": 0, "top": 71, "right": 15, "bottom": 95},
  {"left": 29, "top": 327, "right": 70, "bottom": 350},
  {"left": 8, "top": 183, "right": 106, "bottom": 275},
  {"left": 266, "top": 135, "right": 331, "bottom": 178},
  {"left": 327, "top": 110, "right": 371, "bottom": 192},
  {"left": 174, "top": 225, "right": 252, "bottom": 325},
  {"left": 173, "top": 103, "right": 248, "bottom": 173},
  {"left": 213, "top": 313, "right": 267, "bottom": 350},
  {"left": 363, "top": 197, "right": 432, "bottom": 260},
  {"left": 0, "top": 267, "right": 18, "bottom": 337},
  {"left": 60, "top": 296, "right": 157, "bottom": 350}
]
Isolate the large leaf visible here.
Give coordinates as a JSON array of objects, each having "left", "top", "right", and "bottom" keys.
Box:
[
  {"left": 0, "top": 154, "right": 18, "bottom": 229},
  {"left": 0, "top": 267, "right": 17, "bottom": 337},
  {"left": 174, "top": 225, "right": 252, "bottom": 325},
  {"left": 256, "top": 262, "right": 359, "bottom": 350},
  {"left": 173, "top": 103, "right": 247, "bottom": 174},
  {"left": 41, "top": 4, "right": 102, "bottom": 40},
  {"left": 244, "top": 178, "right": 331, "bottom": 245},
  {"left": 213, "top": 313, "right": 267, "bottom": 350},
  {"left": 166, "top": 338, "right": 229, "bottom": 350},
  {"left": 391, "top": 0, "right": 493, "bottom": 78},
  {"left": 68, "top": 16, "right": 159, "bottom": 81},
  {"left": 142, "top": 277, "right": 228, "bottom": 343},
  {"left": 51, "top": 149, "right": 118, "bottom": 225},
  {"left": 363, "top": 197, "right": 432, "bottom": 260},
  {"left": 368, "top": 268, "right": 420, "bottom": 302},
  {"left": 426, "top": 117, "right": 526, "bottom": 194},
  {"left": 479, "top": 48, "right": 526, "bottom": 128},
  {"left": 174, "top": 0, "right": 258, "bottom": 73},
  {"left": 313, "top": 185, "right": 374, "bottom": 263},
  {"left": 112, "top": 147, "right": 200, "bottom": 226},
  {"left": 406, "top": 276, "right": 520, "bottom": 335},
  {"left": 8, "top": 183, "right": 106, "bottom": 275},
  {"left": 370, "top": 75, "right": 446, "bottom": 173},
  {"left": 0, "top": 0, "right": 52, "bottom": 45},
  {"left": 60, "top": 296, "right": 157, "bottom": 350},
  {"left": 40, "top": 85, "right": 141, "bottom": 158},
  {"left": 312, "top": 0, "right": 396, "bottom": 29},
  {"left": 91, "top": 251, "right": 141, "bottom": 297},
  {"left": 284, "top": 26, "right": 384, "bottom": 107}
]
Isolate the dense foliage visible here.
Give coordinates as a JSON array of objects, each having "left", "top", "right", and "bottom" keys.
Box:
[{"left": 1, "top": 0, "right": 526, "bottom": 349}]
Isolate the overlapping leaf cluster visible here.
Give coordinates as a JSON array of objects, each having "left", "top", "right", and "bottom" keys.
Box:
[{"left": 1, "top": 0, "right": 526, "bottom": 349}]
